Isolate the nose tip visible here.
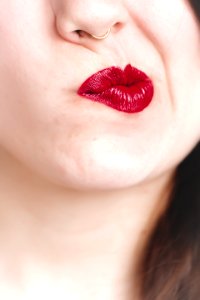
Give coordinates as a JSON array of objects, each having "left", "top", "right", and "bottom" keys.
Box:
[{"left": 52, "top": 0, "right": 126, "bottom": 43}]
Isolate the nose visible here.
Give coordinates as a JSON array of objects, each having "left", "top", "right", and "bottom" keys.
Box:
[{"left": 51, "top": 0, "right": 127, "bottom": 43}]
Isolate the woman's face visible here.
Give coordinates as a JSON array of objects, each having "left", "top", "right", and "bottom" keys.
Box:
[{"left": 0, "top": 0, "right": 199, "bottom": 190}]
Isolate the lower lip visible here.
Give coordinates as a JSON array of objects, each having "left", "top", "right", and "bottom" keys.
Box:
[{"left": 77, "top": 64, "right": 154, "bottom": 114}]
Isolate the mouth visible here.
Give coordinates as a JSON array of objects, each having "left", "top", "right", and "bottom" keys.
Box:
[{"left": 77, "top": 64, "right": 154, "bottom": 113}]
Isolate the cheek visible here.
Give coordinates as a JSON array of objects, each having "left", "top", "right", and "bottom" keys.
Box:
[
  {"left": 128, "top": 0, "right": 200, "bottom": 59},
  {"left": 0, "top": 2, "right": 56, "bottom": 142},
  {"left": 131, "top": 0, "right": 200, "bottom": 133}
]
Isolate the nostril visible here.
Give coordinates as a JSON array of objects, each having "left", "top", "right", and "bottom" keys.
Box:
[
  {"left": 72, "top": 23, "right": 123, "bottom": 42},
  {"left": 75, "top": 30, "right": 82, "bottom": 37},
  {"left": 113, "top": 21, "right": 124, "bottom": 33},
  {"left": 74, "top": 30, "right": 88, "bottom": 38}
]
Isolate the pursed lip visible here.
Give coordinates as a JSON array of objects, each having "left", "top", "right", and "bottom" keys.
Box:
[{"left": 77, "top": 64, "right": 154, "bottom": 113}]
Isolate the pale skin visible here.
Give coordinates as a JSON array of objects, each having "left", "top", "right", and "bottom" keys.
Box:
[{"left": 0, "top": 0, "right": 200, "bottom": 299}]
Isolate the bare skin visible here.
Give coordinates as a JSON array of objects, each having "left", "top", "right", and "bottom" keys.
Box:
[
  {"left": 0, "top": 0, "right": 200, "bottom": 299},
  {"left": 0, "top": 147, "right": 173, "bottom": 300}
]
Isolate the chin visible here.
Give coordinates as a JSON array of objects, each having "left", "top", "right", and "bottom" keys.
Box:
[
  {"left": 37, "top": 133, "right": 192, "bottom": 191},
  {"left": 36, "top": 149, "right": 158, "bottom": 191}
]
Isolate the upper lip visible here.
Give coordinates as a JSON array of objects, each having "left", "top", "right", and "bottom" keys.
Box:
[{"left": 77, "top": 64, "right": 152, "bottom": 94}]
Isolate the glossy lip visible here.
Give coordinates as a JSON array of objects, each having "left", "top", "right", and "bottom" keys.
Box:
[{"left": 77, "top": 64, "right": 154, "bottom": 113}]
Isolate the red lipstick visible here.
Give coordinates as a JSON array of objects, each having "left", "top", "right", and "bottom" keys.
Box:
[{"left": 77, "top": 64, "right": 154, "bottom": 113}]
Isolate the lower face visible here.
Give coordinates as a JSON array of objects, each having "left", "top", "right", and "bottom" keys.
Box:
[{"left": 0, "top": 0, "right": 200, "bottom": 190}]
